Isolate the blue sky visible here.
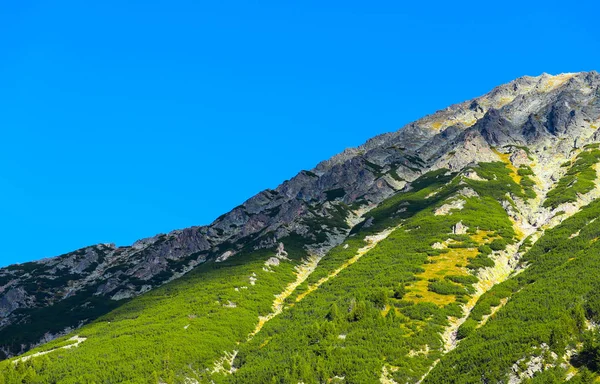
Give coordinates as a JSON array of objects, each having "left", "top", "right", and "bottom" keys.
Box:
[{"left": 1, "top": 1, "right": 599, "bottom": 266}]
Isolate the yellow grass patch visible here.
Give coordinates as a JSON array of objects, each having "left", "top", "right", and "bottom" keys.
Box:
[
  {"left": 381, "top": 304, "right": 392, "bottom": 317},
  {"left": 509, "top": 216, "right": 525, "bottom": 241},
  {"left": 463, "top": 118, "right": 478, "bottom": 127},
  {"left": 541, "top": 73, "right": 575, "bottom": 91},
  {"left": 492, "top": 148, "right": 522, "bottom": 184},
  {"left": 497, "top": 96, "right": 515, "bottom": 108},
  {"left": 404, "top": 231, "right": 494, "bottom": 306},
  {"left": 400, "top": 320, "right": 424, "bottom": 338},
  {"left": 430, "top": 117, "right": 478, "bottom": 131}
]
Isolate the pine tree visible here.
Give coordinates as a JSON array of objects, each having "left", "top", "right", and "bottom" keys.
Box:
[{"left": 326, "top": 303, "right": 340, "bottom": 321}]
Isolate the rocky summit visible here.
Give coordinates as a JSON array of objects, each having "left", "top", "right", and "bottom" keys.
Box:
[{"left": 3, "top": 72, "right": 600, "bottom": 383}]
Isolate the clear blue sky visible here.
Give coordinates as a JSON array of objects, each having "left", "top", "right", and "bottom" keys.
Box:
[{"left": 1, "top": 1, "right": 599, "bottom": 267}]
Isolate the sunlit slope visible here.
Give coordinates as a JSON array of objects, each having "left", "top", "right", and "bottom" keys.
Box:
[
  {"left": 0, "top": 239, "right": 313, "bottom": 383},
  {"left": 425, "top": 198, "right": 600, "bottom": 383},
  {"left": 0, "top": 160, "right": 532, "bottom": 383},
  {"left": 5, "top": 138, "right": 600, "bottom": 383},
  {"left": 227, "top": 164, "right": 526, "bottom": 384}
]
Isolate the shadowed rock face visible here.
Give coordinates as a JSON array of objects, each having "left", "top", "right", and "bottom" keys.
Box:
[{"left": 2, "top": 71, "right": 599, "bottom": 358}]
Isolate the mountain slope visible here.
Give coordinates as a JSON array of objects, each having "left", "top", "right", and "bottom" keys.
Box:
[{"left": 2, "top": 71, "right": 600, "bottom": 383}]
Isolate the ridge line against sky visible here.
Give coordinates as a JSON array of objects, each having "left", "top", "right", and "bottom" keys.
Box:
[{"left": 1, "top": 0, "right": 599, "bottom": 266}]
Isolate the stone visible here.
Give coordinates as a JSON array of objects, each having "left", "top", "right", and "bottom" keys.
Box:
[{"left": 453, "top": 221, "right": 468, "bottom": 235}]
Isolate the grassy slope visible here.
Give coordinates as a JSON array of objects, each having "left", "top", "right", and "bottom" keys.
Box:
[
  {"left": 226, "top": 163, "right": 524, "bottom": 383},
  {"left": 1, "top": 240, "right": 311, "bottom": 383},
  {"left": 424, "top": 199, "right": 600, "bottom": 383},
  {"left": 544, "top": 145, "right": 600, "bottom": 209},
  {"left": 0, "top": 247, "right": 125, "bottom": 359},
  {"left": 0, "top": 161, "right": 539, "bottom": 383}
]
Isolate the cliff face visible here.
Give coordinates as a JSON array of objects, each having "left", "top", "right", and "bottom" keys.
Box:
[{"left": 2, "top": 71, "right": 599, "bottom": 360}]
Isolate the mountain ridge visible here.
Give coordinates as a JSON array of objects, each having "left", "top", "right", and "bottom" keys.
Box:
[
  {"left": 2, "top": 71, "right": 600, "bottom": 383},
  {"left": 1, "top": 71, "right": 595, "bottom": 351}
]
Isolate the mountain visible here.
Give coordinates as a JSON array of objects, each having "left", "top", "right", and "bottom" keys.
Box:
[{"left": 2, "top": 71, "right": 600, "bottom": 383}]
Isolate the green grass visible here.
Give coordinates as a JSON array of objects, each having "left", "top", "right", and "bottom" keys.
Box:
[
  {"left": 428, "top": 280, "right": 469, "bottom": 296},
  {"left": 0, "top": 239, "right": 311, "bottom": 384},
  {"left": 224, "top": 164, "right": 519, "bottom": 383},
  {"left": 424, "top": 199, "right": 600, "bottom": 383},
  {"left": 544, "top": 149, "right": 600, "bottom": 208},
  {"left": 0, "top": 161, "right": 526, "bottom": 384}
]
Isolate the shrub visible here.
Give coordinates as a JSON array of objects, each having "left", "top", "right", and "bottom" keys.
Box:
[{"left": 456, "top": 319, "right": 477, "bottom": 340}]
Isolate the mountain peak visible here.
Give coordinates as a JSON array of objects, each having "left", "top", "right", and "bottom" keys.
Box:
[{"left": 3, "top": 73, "right": 600, "bottom": 383}]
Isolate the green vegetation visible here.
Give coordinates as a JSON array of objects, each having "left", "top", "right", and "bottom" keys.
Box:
[
  {"left": 363, "top": 160, "right": 385, "bottom": 177},
  {"left": 324, "top": 188, "right": 346, "bottom": 201},
  {"left": 424, "top": 199, "right": 600, "bottom": 383},
  {"left": 445, "top": 274, "right": 478, "bottom": 285},
  {"left": 465, "top": 244, "right": 494, "bottom": 270},
  {"left": 223, "top": 165, "right": 518, "bottom": 383},
  {"left": 428, "top": 279, "right": 469, "bottom": 296},
  {"left": 544, "top": 148, "right": 600, "bottom": 208},
  {"left": 388, "top": 168, "right": 405, "bottom": 182},
  {"left": 0, "top": 293, "right": 124, "bottom": 361},
  {"left": 503, "top": 144, "right": 533, "bottom": 158},
  {"left": 465, "top": 161, "right": 534, "bottom": 202},
  {"left": 518, "top": 165, "right": 537, "bottom": 199},
  {"left": 0, "top": 160, "right": 552, "bottom": 383},
  {"left": 0, "top": 245, "right": 123, "bottom": 360},
  {"left": 456, "top": 319, "right": 477, "bottom": 339},
  {"left": 0, "top": 237, "right": 312, "bottom": 383},
  {"left": 5, "top": 83, "right": 600, "bottom": 384}
]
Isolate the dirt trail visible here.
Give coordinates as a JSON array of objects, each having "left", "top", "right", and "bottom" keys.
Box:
[
  {"left": 215, "top": 226, "right": 401, "bottom": 377},
  {"left": 242, "top": 225, "right": 402, "bottom": 343},
  {"left": 248, "top": 253, "right": 323, "bottom": 339},
  {"left": 380, "top": 365, "right": 399, "bottom": 384},
  {"left": 212, "top": 350, "right": 238, "bottom": 374},
  {"left": 212, "top": 254, "right": 324, "bottom": 376},
  {"left": 13, "top": 336, "right": 87, "bottom": 364}
]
